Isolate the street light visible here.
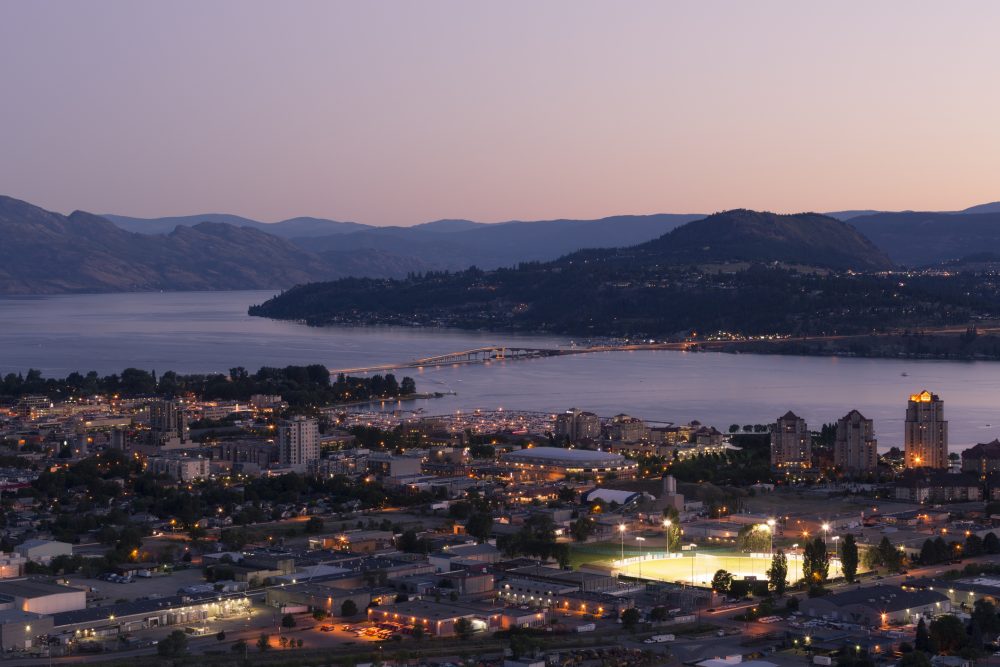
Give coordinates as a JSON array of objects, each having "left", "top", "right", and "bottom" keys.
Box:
[
  {"left": 821, "top": 523, "right": 831, "bottom": 547},
  {"left": 832, "top": 535, "right": 841, "bottom": 561},
  {"left": 619, "top": 523, "right": 626, "bottom": 563},
  {"left": 636, "top": 536, "right": 646, "bottom": 576},
  {"left": 766, "top": 518, "right": 776, "bottom": 555},
  {"left": 792, "top": 544, "right": 800, "bottom": 581},
  {"left": 663, "top": 519, "right": 672, "bottom": 557}
]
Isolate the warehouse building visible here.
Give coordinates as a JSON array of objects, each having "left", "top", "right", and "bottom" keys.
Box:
[
  {"left": 799, "top": 585, "right": 948, "bottom": 626},
  {"left": 0, "top": 580, "right": 87, "bottom": 615}
]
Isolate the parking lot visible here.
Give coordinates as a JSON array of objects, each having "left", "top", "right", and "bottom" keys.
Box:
[{"left": 64, "top": 567, "right": 210, "bottom": 603}]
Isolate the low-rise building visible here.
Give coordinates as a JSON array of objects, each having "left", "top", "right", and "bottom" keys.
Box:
[
  {"left": 147, "top": 454, "right": 210, "bottom": 481},
  {"left": 799, "top": 584, "right": 948, "bottom": 626},
  {"left": 14, "top": 540, "right": 72, "bottom": 565},
  {"left": 0, "top": 579, "right": 87, "bottom": 615},
  {"left": 893, "top": 472, "right": 982, "bottom": 503}
]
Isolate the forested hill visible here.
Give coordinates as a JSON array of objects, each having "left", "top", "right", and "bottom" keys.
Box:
[{"left": 248, "top": 210, "right": 999, "bottom": 340}]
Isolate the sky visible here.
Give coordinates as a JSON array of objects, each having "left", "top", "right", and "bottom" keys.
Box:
[{"left": 1, "top": 1, "right": 1000, "bottom": 226}]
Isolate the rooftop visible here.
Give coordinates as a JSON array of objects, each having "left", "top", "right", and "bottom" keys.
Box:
[
  {"left": 501, "top": 447, "right": 628, "bottom": 466},
  {"left": 815, "top": 584, "right": 947, "bottom": 612}
]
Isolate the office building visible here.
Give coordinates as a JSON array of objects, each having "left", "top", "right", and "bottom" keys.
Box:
[
  {"left": 904, "top": 391, "right": 947, "bottom": 469},
  {"left": 834, "top": 410, "right": 878, "bottom": 473}
]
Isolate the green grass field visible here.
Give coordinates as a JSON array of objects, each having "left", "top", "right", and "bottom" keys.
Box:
[{"left": 570, "top": 541, "right": 842, "bottom": 585}]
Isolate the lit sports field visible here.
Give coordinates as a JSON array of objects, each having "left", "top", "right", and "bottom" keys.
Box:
[{"left": 613, "top": 552, "right": 843, "bottom": 586}]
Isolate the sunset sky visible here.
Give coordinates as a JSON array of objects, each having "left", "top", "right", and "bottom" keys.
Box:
[{"left": 2, "top": 1, "right": 999, "bottom": 226}]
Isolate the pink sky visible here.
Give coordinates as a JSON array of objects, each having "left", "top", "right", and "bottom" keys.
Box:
[{"left": 1, "top": 1, "right": 999, "bottom": 226}]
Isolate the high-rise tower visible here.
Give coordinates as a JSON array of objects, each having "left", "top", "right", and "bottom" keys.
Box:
[{"left": 904, "top": 390, "right": 947, "bottom": 469}]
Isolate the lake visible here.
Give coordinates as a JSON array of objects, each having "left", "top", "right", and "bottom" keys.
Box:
[{"left": 2, "top": 291, "right": 999, "bottom": 450}]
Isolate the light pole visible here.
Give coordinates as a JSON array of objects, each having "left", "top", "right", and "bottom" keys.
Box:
[
  {"left": 821, "top": 523, "right": 830, "bottom": 548},
  {"left": 636, "top": 536, "right": 646, "bottom": 577},
  {"left": 792, "top": 543, "right": 800, "bottom": 582},
  {"left": 663, "top": 519, "right": 672, "bottom": 557},
  {"left": 767, "top": 518, "right": 776, "bottom": 555},
  {"left": 618, "top": 523, "right": 626, "bottom": 564}
]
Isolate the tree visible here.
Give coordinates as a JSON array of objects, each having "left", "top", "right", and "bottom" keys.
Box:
[
  {"left": 621, "top": 607, "right": 642, "bottom": 631},
  {"left": 257, "top": 633, "right": 271, "bottom": 652},
  {"left": 663, "top": 507, "right": 681, "bottom": 552},
  {"left": 509, "top": 632, "right": 542, "bottom": 660},
  {"left": 914, "top": 618, "right": 931, "bottom": 653},
  {"left": 965, "top": 534, "right": 985, "bottom": 557},
  {"left": 929, "top": 615, "right": 968, "bottom": 654},
  {"left": 412, "top": 623, "right": 424, "bottom": 641},
  {"left": 711, "top": 569, "right": 733, "bottom": 594},
  {"left": 465, "top": 512, "right": 493, "bottom": 543},
  {"left": 803, "top": 537, "right": 829, "bottom": 585},
  {"left": 840, "top": 534, "right": 859, "bottom": 583},
  {"left": 341, "top": 599, "right": 358, "bottom": 617},
  {"left": 899, "top": 652, "right": 931, "bottom": 667},
  {"left": 281, "top": 613, "right": 297, "bottom": 628},
  {"left": 570, "top": 517, "right": 594, "bottom": 542},
  {"left": 305, "top": 516, "right": 324, "bottom": 534},
  {"left": 972, "top": 598, "right": 1000, "bottom": 635},
  {"left": 919, "top": 539, "right": 937, "bottom": 565},
  {"left": 984, "top": 532, "right": 1000, "bottom": 555},
  {"left": 157, "top": 630, "right": 188, "bottom": 657},
  {"left": 313, "top": 608, "right": 328, "bottom": 621},
  {"left": 877, "top": 536, "right": 904, "bottom": 572},
  {"left": 767, "top": 550, "right": 788, "bottom": 596},
  {"left": 454, "top": 617, "right": 474, "bottom": 640},
  {"left": 736, "top": 524, "right": 771, "bottom": 553}
]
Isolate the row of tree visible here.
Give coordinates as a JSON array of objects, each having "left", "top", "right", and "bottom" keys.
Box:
[{"left": 0, "top": 365, "right": 416, "bottom": 408}]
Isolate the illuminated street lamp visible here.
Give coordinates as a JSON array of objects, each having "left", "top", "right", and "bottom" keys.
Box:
[
  {"left": 766, "top": 518, "right": 776, "bottom": 554},
  {"left": 619, "top": 523, "right": 626, "bottom": 563},
  {"left": 663, "top": 519, "right": 672, "bottom": 557},
  {"left": 832, "top": 535, "right": 841, "bottom": 559},
  {"left": 636, "top": 536, "right": 646, "bottom": 576},
  {"left": 821, "top": 523, "right": 831, "bottom": 547}
]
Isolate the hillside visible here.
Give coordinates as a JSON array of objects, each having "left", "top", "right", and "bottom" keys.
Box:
[
  {"left": 628, "top": 209, "right": 893, "bottom": 271},
  {"left": 849, "top": 211, "right": 1000, "bottom": 266},
  {"left": 0, "top": 196, "right": 350, "bottom": 293},
  {"left": 250, "top": 210, "right": 937, "bottom": 338}
]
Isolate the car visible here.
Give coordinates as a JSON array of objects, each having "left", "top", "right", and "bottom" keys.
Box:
[
  {"left": 319, "top": 625, "right": 334, "bottom": 632},
  {"left": 340, "top": 625, "right": 353, "bottom": 631}
]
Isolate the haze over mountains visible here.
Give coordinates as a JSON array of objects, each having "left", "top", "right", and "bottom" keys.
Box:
[{"left": 4, "top": 193, "right": 1000, "bottom": 294}]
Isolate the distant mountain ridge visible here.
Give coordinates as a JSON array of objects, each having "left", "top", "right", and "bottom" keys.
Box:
[
  {"left": 627, "top": 209, "right": 892, "bottom": 270},
  {"left": 7, "top": 193, "right": 1000, "bottom": 294},
  {"left": 103, "top": 213, "right": 370, "bottom": 238},
  {"left": 0, "top": 196, "right": 423, "bottom": 293},
  {"left": 849, "top": 210, "right": 1000, "bottom": 266}
]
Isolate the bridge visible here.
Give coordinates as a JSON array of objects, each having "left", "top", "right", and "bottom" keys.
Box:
[{"left": 328, "top": 346, "right": 567, "bottom": 375}]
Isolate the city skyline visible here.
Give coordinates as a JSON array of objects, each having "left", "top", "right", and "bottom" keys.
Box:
[{"left": 2, "top": 2, "right": 1000, "bottom": 225}]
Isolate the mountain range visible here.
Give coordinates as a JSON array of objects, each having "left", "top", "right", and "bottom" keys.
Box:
[
  {"left": 4, "top": 193, "right": 1000, "bottom": 294},
  {"left": 247, "top": 210, "right": 963, "bottom": 339}
]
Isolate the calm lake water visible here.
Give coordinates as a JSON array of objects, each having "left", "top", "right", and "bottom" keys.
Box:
[{"left": 2, "top": 291, "right": 1000, "bottom": 450}]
